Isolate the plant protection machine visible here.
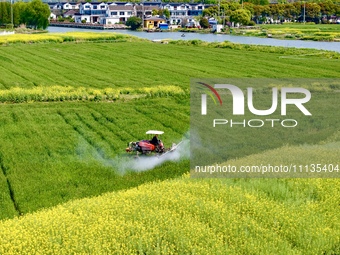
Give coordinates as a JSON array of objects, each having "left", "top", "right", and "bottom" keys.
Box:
[{"left": 125, "top": 130, "right": 181, "bottom": 157}]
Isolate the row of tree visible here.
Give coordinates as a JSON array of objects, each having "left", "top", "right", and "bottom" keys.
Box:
[
  {"left": 0, "top": 0, "right": 50, "bottom": 29},
  {"left": 204, "top": 1, "right": 340, "bottom": 24}
]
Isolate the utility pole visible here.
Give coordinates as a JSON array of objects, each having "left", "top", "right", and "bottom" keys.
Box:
[
  {"left": 141, "top": 1, "right": 144, "bottom": 30},
  {"left": 218, "top": 0, "right": 220, "bottom": 23},
  {"left": 11, "top": 0, "right": 14, "bottom": 29},
  {"left": 303, "top": 1, "right": 305, "bottom": 24}
]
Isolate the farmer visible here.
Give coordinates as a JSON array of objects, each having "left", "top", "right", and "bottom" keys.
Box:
[{"left": 150, "top": 134, "right": 159, "bottom": 146}]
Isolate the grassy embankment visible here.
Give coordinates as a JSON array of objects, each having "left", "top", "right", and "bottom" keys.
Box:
[
  {"left": 231, "top": 23, "right": 340, "bottom": 41},
  {"left": 0, "top": 32, "right": 339, "bottom": 254}
]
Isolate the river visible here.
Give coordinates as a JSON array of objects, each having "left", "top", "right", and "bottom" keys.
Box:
[{"left": 48, "top": 26, "right": 340, "bottom": 52}]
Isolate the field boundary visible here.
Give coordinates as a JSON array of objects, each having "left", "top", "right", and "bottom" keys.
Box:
[{"left": 0, "top": 153, "right": 21, "bottom": 216}]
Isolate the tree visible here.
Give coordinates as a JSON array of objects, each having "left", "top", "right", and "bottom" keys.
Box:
[
  {"left": 270, "top": 4, "right": 285, "bottom": 22},
  {"left": 126, "top": 16, "right": 142, "bottom": 30},
  {"left": 13, "top": 2, "right": 27, "bottom": 26},
  {"left": 244, "top": 0, "right": 268, "bottom": 5},
  {"left": 283, "top": 3, "right": 299, "bottom": 21},
  {"left": 228, "top": 2, "right": 242, "bottom": 11},
  {"left": 319, "top": 0, "right": 336, "bottom": 18},
  {"left": 22, "top": 0, "right": 50, "bottom": 29},
  {"left": 199, "top": 17, "right": 210, "bottom": 28},
  {"left": 203, "top": 6, "right": 218, "bottom": 17},
  {"left": 152, "top": 8, "right": 169, "bottom": 19},
  {"left": 163, "top": 8, "right": 170, "bottom": 19},
  {"left": 305, "top": 3, "right": 321, "bottom": 20},
  {"left": 244, "top": 2, "right": 255, "bottom": 16},
  {"left": 152, "top": 9, "right": 159, "bottom": 16},
  {"left": 0, "top": 2, "right": 11, "bottom": 25},
  {"left": 230, "top": 9, "right": 251, "bottom": 25}
]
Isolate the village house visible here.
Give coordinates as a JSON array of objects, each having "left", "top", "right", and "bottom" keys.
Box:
[
  {"left": 51, "top": 1, "right": 207, "bottom": 28},
  {"left": 144, "top": 17, "right": 166, "bottom": 30},
  {"left": 135, "top": 5, "right": 155, "bottom": 20},
  {"left": 74, "top": 2, "right": 107, "bottom": 24},
  {"left": 104, "top": 4, "right": 135, "bottom": 25},
  {"left": 163, "top": 3, "right": 204, "bottom": 26}
]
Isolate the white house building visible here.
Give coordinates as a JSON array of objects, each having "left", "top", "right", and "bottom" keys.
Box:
[
  {"left": 103, "top": 5, "right": 135, "bottom": 25},
  {"left": 75, "top": 2, "right": 107, "bottom": 24},
  {"left": 61, "top": 2, "right": 206, "bottom": 26},
  {"left": 163, "top": 3, "right": 204, "bottom": 26},
  {"left": 49, "top": 2, "right": 79, "bottom": 11}
]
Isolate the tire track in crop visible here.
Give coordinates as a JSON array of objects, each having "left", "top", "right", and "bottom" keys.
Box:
[
  {"left": 26, "top": 46, "right": 118, "bottom": 88},
  {"left": 10, "top": 47, "right": 68, "bottom": 84},
  {"left": 0, "top": 50, "right": 54, "bottom": 84},
  {"left": 85, "top": 105, "right": 138, "bottom": 142},
  {"left": 74, "top": 112, "right": 118, "bottom": 152},
  {"left": 126, "top": 51, "right": 203, "bottom": 75},
  {"left": 0, "top": 65, "right": 32, "bottom": 85},
  {"left": 161, "top": 104, "right": 190, "bottom": 123},
  {"left": 1, "top": 47, "right": 83, "bottom": 87},
  {"left": 11, "top": 111, "right": 18, "bottom": 123},
  {"left": 24, "top": 110, "right": 53, "bottom": 157},
  {"left": 98, "top": 45, "right": 180, "bottom": 85},
  {"left": 133, "top": 106, "right": 183, "bottom": 136},
  {"left": 118, "top": 44, "right": 229, "bottom": 78},
  {"left": 0, "top": 152, "right": 21, "bottom": 216},
  {"left": 0, "top": 80, "right": 9, "bottom": 89},
  {"left": 21, "top": 46, "right": 89, "bottom": 82},
  {"left": 89, "top": 110, "right": 133, "bottom": 142},
  {"left": 39, "top": 44, "right": 159, "bottom": 88},
  {"left": 57, "top": 110, "right": 111, "bottom": 160}
]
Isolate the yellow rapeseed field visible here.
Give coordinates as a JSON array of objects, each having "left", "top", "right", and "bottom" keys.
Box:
[
  {"left": 0, "top": 138, "right": 339, "bottom": 254},
  {"left": 0, "top": 32, "right": 141, "bottom": 45}
]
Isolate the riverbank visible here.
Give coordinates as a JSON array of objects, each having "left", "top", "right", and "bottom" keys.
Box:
[
  {"left": 48, "top": 23, "right": 340, "bottom": 42},
  {"left": 47, "top": 26, "right": 340, "bottom": 52},
  {"left": 230, "top": 23, "right": 340, "bottom": 42},
  {"left": 49, "top": 21, "right": 127, "bottom": 30}
]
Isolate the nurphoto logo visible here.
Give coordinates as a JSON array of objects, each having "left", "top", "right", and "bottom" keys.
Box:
[
  {"left": 190, "top": 78, "right": 339, "bottom": 178},
  {"left": 198, "top": 82, "right": 312, "bottom": 128}
]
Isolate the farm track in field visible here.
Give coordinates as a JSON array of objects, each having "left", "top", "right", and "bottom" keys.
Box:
[
  {"left": 24, "top": 110, "right": 54, "bottom": 157},
  {"left": 0, "top": 80, "right": 9, "bottom": 89},
  {"left": 10, "top": 111, "right": 18, "bottom": 123},
  {"left": 0, "top": 48, "right": 65, "bottom": 87},
  {"left": 122, "top": 44, "right": 312, "bottom": 78},
  {"left": 11, "top": 47, "right": 68, "bottom": 85},
  {"left": 85, "top": 45, "right": 169, "bottom": 86},
  {"left": 74, "top": 112, "right": 118, "bottom": 152},
  {"left": 87, "top": 106, "right": 137, "bottom": 139},
  {"left": 130, "top": 106, "right": 183, "bottom": 138},
  {"left": 123, "top": 47, "right": 224, "bottom": 78},
  {"left": 23, "top": 47, "right": 107, "bottom": 88},
  {"left": 86, "top": 107, "right": 136, "bottom": 143},
  {"left": 36, "top": 44, "right": 143, "bottom": 88},
  {"left": 133, "top": 106, "right": 184, "bottom": 136},
  {"left": 0, "top": 65, "right": 31, "bottom": 87},
  {"left": 57, "top": 110, "right": 109, "bottom": 160},
  {"left": 0, "top": 152, "right": 21, "bottom": 216}
]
